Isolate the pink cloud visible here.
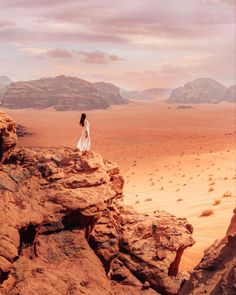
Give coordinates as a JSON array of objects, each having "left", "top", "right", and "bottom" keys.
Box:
[
  {"left": 109, "top": 54, "right": 124, "bottom": 61},
  {"left": 45, "top": 48, "right": 74, "bottom": 58},
  {"left": 79, "top": 50, "right": 124, "bottom": 64},
  {"left": 0, "top": 19, "right": 14, "bottom": 28}
]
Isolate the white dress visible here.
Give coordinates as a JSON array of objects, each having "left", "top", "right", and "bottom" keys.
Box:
[{"left": 76, "top": 119, "right": 91, "bottom": 151}]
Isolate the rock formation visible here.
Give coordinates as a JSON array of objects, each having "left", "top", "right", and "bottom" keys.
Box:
[
  {"left": 0, "top": 83, "right": 6, "bottom": 101},
  {"left": 0, "top": 110, "right": 195, "bottom": 295},
  {"left": 168, "top": 78, "right": 226, "bottom": 104},
  {"left": 179, "top": 207, "right": 236, "bottom": 295},
  {"left": 2, "top": 76, "right": 126, "bottom": 111},
  {"left": 93, "top": 82, "right": 126, "bottom": 105},
  {"left": 223, "top": 85, "right": 236, "bottom": 102},
  {"left": 0, "top": 111, "right": 17, "bottom": 163}
]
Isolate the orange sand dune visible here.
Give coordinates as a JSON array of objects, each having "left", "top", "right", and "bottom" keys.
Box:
[{"left": 2, "top": 100, "right": 236, "bottom": 271}]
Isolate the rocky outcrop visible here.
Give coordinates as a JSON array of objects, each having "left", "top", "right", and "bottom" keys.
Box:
[
  {"left": 0, "top": 111, "right": 17, "bottom": 163},
  {"left": 168, "top": 78, "right": 226, "bottom": 104},
  {"left": 223, "top": 85, "right": 236, "bottom": 102},
  {"left": 110, "top": 206, "right": 194, "bottom": 295},
  {"left": 2, "top": 76, "right": 126, "bottom": 111},
  {"left": 0, "top": 146, "right": 195, "bottom": 295},
  {"left": 93, "top": 82, "right": 126, "bottom": 105},
  {"left": 0, "top": 110, "right": 195, "bottom": 294},
  {"left": 179, "top": 207, "right": 236, "bottom": 295}
]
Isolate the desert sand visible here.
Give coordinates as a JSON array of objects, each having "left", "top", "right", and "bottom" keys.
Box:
[{"left": 2, "top": 100, "right": 236, "bottom": 271}]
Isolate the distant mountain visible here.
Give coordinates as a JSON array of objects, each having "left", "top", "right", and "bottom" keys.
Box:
[
  {"left": 0, "top": 83, "right": 8, "bottom": 101},
  {"left": 93, "top": 82, "right": 126, "bottom": 105},
  {"left": 142, "top": 88, "right": 172, "bottom": 99},
  {"left": 2, "top": 75, "right": 127, "bottom": 110},
  {"left": 168, "top": 78, "right": 226, "bottom": 104},
  {"left": 223, "top": 85, "right": 236, "bottom": 102},
  {"left": 120, "top": 90, "right": 151, "bottom": 100},
  {"left": 0, "top": 75, "right": 12, "bottom": 86},
  {"left": 120, "top": 87, "right": 172, "bottom": 101}
]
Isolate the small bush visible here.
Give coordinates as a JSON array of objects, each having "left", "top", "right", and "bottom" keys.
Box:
[
  {"left": 222, "top": 191, "right": 232, "bottom": 198},
  {"left": 200, "top": 209, "right": 214, "bottom": 217},
  {"left": 213, "top": 199, "right": 221, "bottom": 206}
]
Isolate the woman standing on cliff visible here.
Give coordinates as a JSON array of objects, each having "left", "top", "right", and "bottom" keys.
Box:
[{"left": 76, "top": 113, "right": 91, "bottom": 153}]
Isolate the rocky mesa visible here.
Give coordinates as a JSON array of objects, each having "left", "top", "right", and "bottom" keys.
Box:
[
  {"left": 0, "top": 110, "right": 196, "bottom": 295},
  {"left": 223, "top": 85, "right": 236, "bottom": 103},
  {"left": 168, "top": 78, "right": 226, "bottom": 104},
  {"left": 1, "top": 76, "right": 126, "bottom": 111}
]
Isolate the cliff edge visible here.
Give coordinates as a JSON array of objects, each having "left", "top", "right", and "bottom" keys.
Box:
[{"left": 0, "top": 111, "right": 195, "bottom": 295}]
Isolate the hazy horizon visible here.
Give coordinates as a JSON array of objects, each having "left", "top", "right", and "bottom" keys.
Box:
[{"left": 0, "top": 0, "right": 235, "bottom": 90}]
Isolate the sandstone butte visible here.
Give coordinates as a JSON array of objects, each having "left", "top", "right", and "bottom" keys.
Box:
[{"left": 0, "top": 110, "right": 235, "bottom": 295}]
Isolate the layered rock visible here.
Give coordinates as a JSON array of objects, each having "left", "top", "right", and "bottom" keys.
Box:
[
  {"left": 93, "top": 82, "right": 126, "bottom": 105},
  {"left": 223, "top": 84, "right": 236, "bottom": 102},
  {"left": 0, "top": 147, "right": 124, "bottom": 294},
  {"left": 168, "top": 78, "right": 226, "bottom": 104},
  {"left": 0, "top": 110, "right": 195, "bottom": 295},
  {"left": 179, "top": 208, "right": 236, "bottom": 295},
  {"left": 0, "top": 111, "right": 17, "bottom": 163},
  {"left": 110, "top": 206, "right": 194, "bottom": 295},
  {"left": 2, "top": 76, "right": 126, "bottom": 111}
]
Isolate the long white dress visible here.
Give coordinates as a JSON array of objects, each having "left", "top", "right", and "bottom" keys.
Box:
[{"left": 76, "top": 119, "right": 91, "bottom": 151}]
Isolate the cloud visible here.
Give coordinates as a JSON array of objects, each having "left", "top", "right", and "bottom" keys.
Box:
[
  {"left": 202, "top": 0, "right": 235, "bottom": 4},
  {"left": 46, "top": 48, "right": 74, "bottom": 58},
  {"left": 0, "top": 0, "right": 235, "bottom": 88},
  {"left": 19, "top": 46, "right": 124, "bottom": 63},
  {"left": 19, "top": 47, "right": 74, "bottom": 59},
  {"left": 79, "top": 50, "right": 124, "bottom": 64},
  {"left": 0, "top": 19, "right": 14, "bottom": 28}
]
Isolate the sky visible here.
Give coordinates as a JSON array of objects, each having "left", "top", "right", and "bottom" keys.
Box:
[{"left": 0, "top": 0, "right": 235, "bottom": 90}]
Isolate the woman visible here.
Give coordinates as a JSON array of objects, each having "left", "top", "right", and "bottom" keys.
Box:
[{"left": 76, "top": 113, "right": 91, "bottom": 153}]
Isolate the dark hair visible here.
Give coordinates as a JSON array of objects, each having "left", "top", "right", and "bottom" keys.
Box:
[{"left": 80, "top": 113, "right": 86, "bottom": 127}]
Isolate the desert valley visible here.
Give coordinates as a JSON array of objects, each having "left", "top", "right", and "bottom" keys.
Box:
[
  {"left": 1, "top": 75, "right": 236, "bottom": 271},
  {"left": 0, "top": 74, "right": 236, "bottom": 294}
]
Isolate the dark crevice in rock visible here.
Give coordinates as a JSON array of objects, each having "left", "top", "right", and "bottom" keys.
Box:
[
  {"left": 88, "top": 237, "right": 113, "bottom": 274},
  {"left": 38, "top": 221, "right": 65, "bottom": 235},
  {"left": 168, "top": 247, "right": 184, "bottom": 276},
  {"left": 62, "top": 211, "right": 95, "bottom": 231},
  {"left": 19, "top": 224, "right": 38, "bottom": 250},
  {"left": 0, "top": 270, "right": 10, "bottom": 284}
]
